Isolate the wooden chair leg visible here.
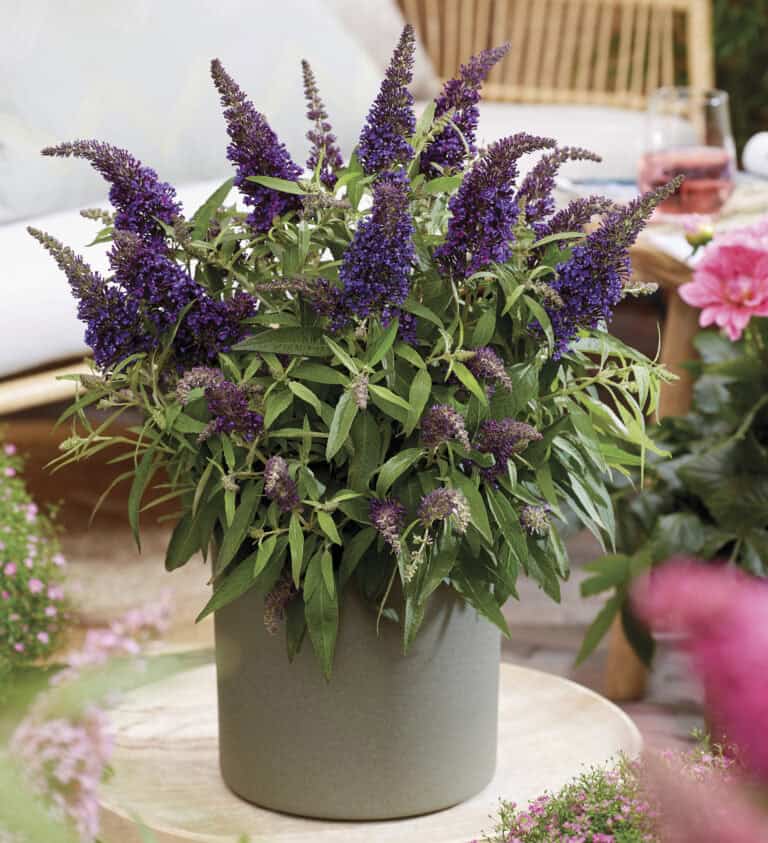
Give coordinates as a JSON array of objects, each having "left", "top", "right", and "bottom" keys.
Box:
[
  {"left": 604, "top": 616, "right": 648, "bottom": 701},
  {"left": 603, "top": 269, "right": 700, "bottom": 702}
]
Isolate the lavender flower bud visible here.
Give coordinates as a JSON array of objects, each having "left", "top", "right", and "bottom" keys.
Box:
[
  {"left": 417, "top": 488, "right": 471, "bottom": 534},
  {"left": 302, "top": 60, "right": 343, "bottom": 189},
  {"left": 520, "top": 504, "right": 550, "bottom": 536},
  {"left": 475, "top": 419, "right": 543, "bottom": 482},
  {"left": 435, "top": 133, "right": 556, "bottom": 278},
  {"left": 369, "top": 498, "right": 406, "bottom": 554},
  {"left": 466, "top": 347, "right": 513, "bottom": 391},
  {"left": 420, "top": 404, "right": 470, "bottom": 450},
  {"left": 358, "top": 26, "right": 416, "bottom": 174},
  {"left": 42, "top": 140, "right": 181, "bottom": 242},
  {"left": 211, "top": 58, "right": 303, "bottom": 233},
  {"left": 175, "top": 366, "right": 224, "bottom": 404},
  {"left": 264, "top": 456, "right": 300, "bottom": 512},
  {"left": 334, "top": 169, "right": 415, "bottom": 327},
  {"left": 544, "top": 178, "right": 683, "bottom": 356},
  {"left": 420, "top": 43, "right": 509, "bottom": 177}
]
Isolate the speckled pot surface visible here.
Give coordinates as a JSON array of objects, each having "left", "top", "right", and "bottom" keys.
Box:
[{"left": 214, "top": 581, "right": 500, "bottom": 820}]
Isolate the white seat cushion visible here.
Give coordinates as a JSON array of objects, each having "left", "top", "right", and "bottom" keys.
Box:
[
  {"left": 0, "top": 0, "right": 387, "bottom": 224},
  {"left": 473, "top": 102, "right": 646, "bottom": 182},
  {"left": 0, "top": 180, "right": 230, "bottom": 379}
]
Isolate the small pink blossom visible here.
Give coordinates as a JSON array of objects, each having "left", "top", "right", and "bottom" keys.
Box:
[
  {"left": 37, "top": 631, "right": 50, "bottom": 645},
  {"left": 3, "top": 443, "right": 17, "bottom": 455},
  {"left": 1, "top": 590, "right": 9, "bottom": 601},
  {"left": 48, "top": 585, "right": 64, "bottom": 601},
  {"left": 3, "top": 466, "right": 16, "bottom": 477},
  {"left": 24, "top": 557, "right": 34, "bottom": 569},
  {"left": 4, "top": 562, "right": 17, "bottom": 576},
  {"left": 45, "top": 605, "right": 58, "bottom": 617},
  {"left": 28, "top": 578, "right": 44, "bottom": 594},
  {"left": 52, "top": 553, "right": 67, "bottom": 568},
  {"left": 679, "top": 217, "right": 768, "bottom": 340},
  {"left": 13, "top": 642, "right": 25, "bottom": 653}
]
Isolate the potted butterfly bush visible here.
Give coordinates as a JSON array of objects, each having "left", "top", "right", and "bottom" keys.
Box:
[{"left": 31, "top": 27, "right": 674, "bottom": 820}]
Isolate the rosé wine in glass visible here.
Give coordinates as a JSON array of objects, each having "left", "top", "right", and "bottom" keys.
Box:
[
  {"left": 638, "top": 146, "right": 735, "bottom": 215},
  {"left": 641, "top": 87, "right": 736, "bottom": 217}
]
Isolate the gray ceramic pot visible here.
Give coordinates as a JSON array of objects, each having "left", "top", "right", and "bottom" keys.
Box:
[{"left": 214, "top": 581, "right": 500, "bottom": 820}]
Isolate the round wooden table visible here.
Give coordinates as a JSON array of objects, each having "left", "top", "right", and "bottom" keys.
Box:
[{"left": 99, "top": 661, "right": 641, "bottom": 843}]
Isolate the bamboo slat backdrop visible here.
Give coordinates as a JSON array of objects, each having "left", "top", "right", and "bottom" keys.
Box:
[{"left": 399, "top": 0, "right": 714, "bottom": 108}]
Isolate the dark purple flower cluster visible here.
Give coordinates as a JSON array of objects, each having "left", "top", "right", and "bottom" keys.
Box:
[
  {"left": 110, "top": 232, "right": 256, "bottom": 367},
  {"left": 302, "top": 60, "right": 343, "bottom": 189},
  {"left": 420, "top": 404, "right": 470, "bottom": 450},
  {"left": 420, "top": 44, "right": 509, "bottom": 177},
  {"left": 357, "top": 26, "right": 416, "bottom": 174},
  {"left": 42, "top": 141, "right": 180, "bottom": 242},
  {"left": 417, "top": 488, "right": 470, "bottom": 534},
  {"left": 204, "top": 378, "right": 264, "bottom": 441},
  {"left": 516, "top": 146, "right": 601, "bottom": 230},
  {"left": 263, "top": 573, "right": 297, "bottom": 634},
  {"left": 475, "top": 419, "right": 542, "bottom": 482},
  {"left": 177, "top": 366, "right": 263, "bottom": 441},
  {"left": 369, "top": 498, "right": 406, "bottom": 553},
  {"left": 334, "top": 170, "right": 415, "bottom": 326},
  {"left": 435, "top": 133, "right": 556, "bottom": 278},
  {"left": 520, "top": 504, "right": 550, "bottom": 536},
  {"left": 27, "top": 228, "right": 147, "bottom": 368},
  {"left": 466, "top": 347, "right": 512, "bottom": 392},
  {"left": 263, "top": 456, "right": 300, "bottom": 512},
  {"left": 211, "top": 59, "right": 303, "bottom": 233},
  {"left": 543, "top": 180, "right": 682, "bottom": 356}
]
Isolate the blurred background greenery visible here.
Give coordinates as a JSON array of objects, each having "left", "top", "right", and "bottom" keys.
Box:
[{"left": 714, "top": 0, "right": 768, "bottom": 155}]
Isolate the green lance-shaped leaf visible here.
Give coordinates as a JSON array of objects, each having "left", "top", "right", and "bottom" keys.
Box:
[
  {"left": 304, "top": 551, "right": 339, "bottom": 679},
  {"left": 215, "top": 482, "right": 260, "bottom": 573},
  {"left": 128, "top": 449, "right": 157, "bottom": 550},
  {"left": 326, "top": 390, "right": 358, "bottom": 460}
]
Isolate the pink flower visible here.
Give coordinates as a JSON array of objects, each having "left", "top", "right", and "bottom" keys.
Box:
[
  {"left": 633, "top": 559, "right": 768, "bottom": 782},
  {"left": 1, "top": 591, "right": 9, "bottom": 601},
  {"left": 13, "top": 642, "right": 25, "bottom": 653},
  {"left": 28, "top": 578, "right": 44, "bottom": 594},
  {"left": 45, "top": 605, "right": 58, "bottom": 617},
  {"left": 679, "top": 218, "right": 768, "bottom": 340},
  {"left": 52, "top": 553, "right": 66, "bottom": 567},
  {"left": 3, "top": 466, "right": 15, "bottom": 477},
  {"left": 4, "top": 562, "right": 17, "bottom": 576},
  {"left": 37, "top": 631, "right": 50, "bottom": 645},
  {"left": 3, "top": 443, "right": 16, "bottom": 455},
  {"left": 48, "top": 585, "right": 64, "bottom": 601},
  {"left": 24, "top": 557, "right": 34, "bottom": 569}
]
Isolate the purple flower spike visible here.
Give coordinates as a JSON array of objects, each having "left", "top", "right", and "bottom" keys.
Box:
[
  {"left": 466, "top": 347, "right": 512, "bottom": 392},
  {"left": 417, "top": 488, "right": 470, "bottom": 534},
  {"left": 358, "top": 26, "right": 416, "bottom": 174},
  {"left": 264, "top": 456, "right": 300, "bottom": 513},
  {"left": 435, "top": 133, "right": 556, "bottom": 278},
  {"left": 420, "top": 43, "right": 509, "bottom": 177},
  {"left": 420, "top": 404, "right": 470, "bottom": 450},
  {"left": 370, "top": 498, "right": 407, "bottom": 554},
  {"left": 544, "top": 179, "right": 682, "bottom": 356},
  {"left": 211, "top": 59, "right": 303, "bottom": 233},
  {"left": 475, "top": 419, "right": 542, "bottom": 482},
  {"left": 516, "top": 146, "right": 601, "bottom": 226},
  {"left": 177, "top": 367, "right": 263, "bottom": 442},
  {"left": 42, "top": 141, "right": 181, "bottom": 242},
  {"left": 27, "top": 228, "right": 146, "bottom": 369},
  {"left": 540, "top": 196, "right": 615, "bottom": 240},
  {"left": 335, "top": 170, "right": 415, "bottom": 326},
  {"left": 302, "top": 60, "right": 343, "bottom": 189}
]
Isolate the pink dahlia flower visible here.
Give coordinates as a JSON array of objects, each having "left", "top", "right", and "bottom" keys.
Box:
[
  {"left": 679, "top": 218, "right": 768, "bottom": 340},
  {"left": 633, "top": 559, "right": 768, "bottom": 782}
]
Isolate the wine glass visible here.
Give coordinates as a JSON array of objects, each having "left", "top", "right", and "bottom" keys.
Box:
[{"left": 638, "top": 86, "right": 736, "bottom": 217}]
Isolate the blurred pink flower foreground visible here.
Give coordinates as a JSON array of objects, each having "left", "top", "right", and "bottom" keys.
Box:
[
  {"left": 633, "top": 559, "right": 768, "bottom": 782},
  {"left": 679, "top": 217, "right": 768, "bottom": 340}
]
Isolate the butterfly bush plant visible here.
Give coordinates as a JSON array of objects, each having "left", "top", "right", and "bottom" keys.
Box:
[{"left": 31, "top": 27, "right": 674, "bottom": 676}]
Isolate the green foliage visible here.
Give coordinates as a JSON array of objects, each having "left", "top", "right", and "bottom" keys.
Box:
[
  {"left": 581, "top": 323, "right": 768, "bottom": 662},
  {"left": 713, "top": 0, "right": 768, "bottom": 155},
  {"left": 54, "top": 150, "right": 669, "bottom": 678}
]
